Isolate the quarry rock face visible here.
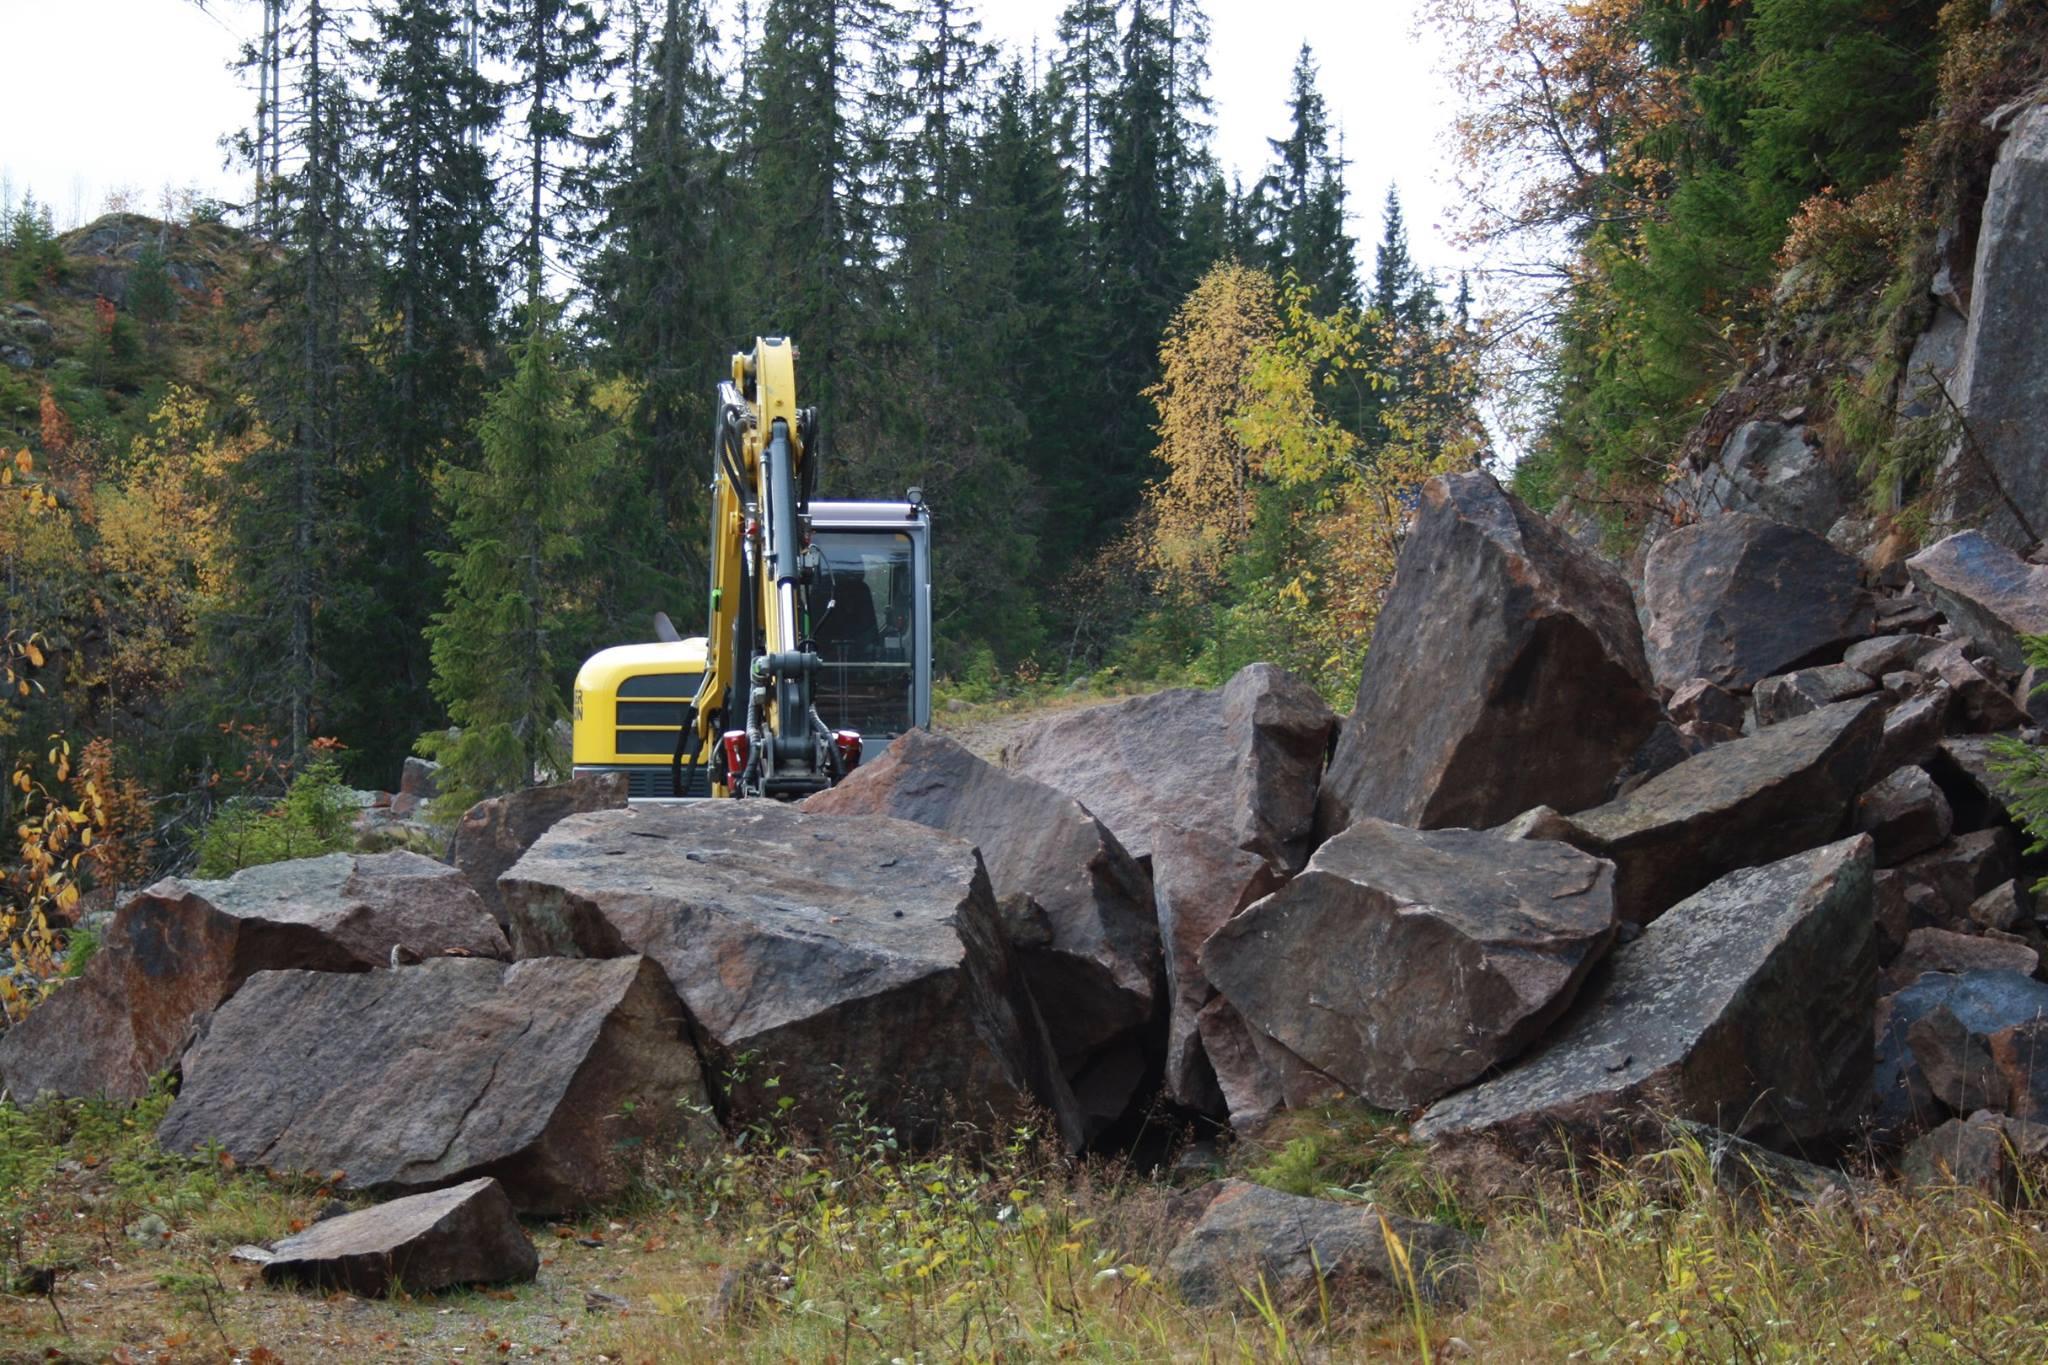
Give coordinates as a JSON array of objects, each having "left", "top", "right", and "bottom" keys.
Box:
[
  {"left": 1003, "top": 662, "right": 1335, "bottom": 874},
  {"left": 159, "top": 956, "right": 714, "bottom": 1214},
  {"left": 1201, "top": 819, "right": 1618, "bottom": 1110},
  {"left": 1416, "top": 837, "right": 1876, "bottom": 1157},
  {"left": 1164, "top": 1180, "right": 1473, "bottom": 1311},
  {"left": 803, "top": 729, "right": 1161, "bottom": 1139},
  {"left": 449, "top": 771, "right": 628, "bottom": 926},
  {"left": 1315, "top": 471, "right": 1661, "bottom": 838},
  {"left": 1641, "top": 514, "right": 1873, "bottom": 693},
  {"left": 257, "top": 1178, "right": 537, "bottom": 1298},
  {"left": 501, "top": 802, "right": 1083, "bottom": 1148},
  {"left": 1665, "top": 420, "right": 1845, "bottom": 535},
  {"left": 1944, "top": 103, "right": 2048, "bottom": 551},
  {"left": 0, "top": 852, "right": 509, "bottom": 1103},
  {"left": 1544, "top": 698, "right": 1884, "bottom": 923}
]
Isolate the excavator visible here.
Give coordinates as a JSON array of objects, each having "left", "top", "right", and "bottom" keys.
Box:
[{"left": 570, "top": 336, "right": 933, "bottom": 799}]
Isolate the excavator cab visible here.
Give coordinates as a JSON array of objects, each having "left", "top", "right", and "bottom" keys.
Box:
[{"left": 570, "top": 336, "right": 932, "bottom": 801}]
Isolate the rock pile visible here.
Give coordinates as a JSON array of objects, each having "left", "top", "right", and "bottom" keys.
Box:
[{"left": 7, "top": 466, "right": 2047, "bottom": 1308}]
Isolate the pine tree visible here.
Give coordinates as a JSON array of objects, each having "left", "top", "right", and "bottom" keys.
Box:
[
  {"left": 976, "top": 57, "right": 1089, "bottom": 571},
  {"left": 322, "top": 0, "right": 505, "bottom": 781},
  {"left": 881, "top": 2, "right": 1047, "bottom": 661},
  {"left": 423, "top": 311, "right": 618, "bottom": 802}
]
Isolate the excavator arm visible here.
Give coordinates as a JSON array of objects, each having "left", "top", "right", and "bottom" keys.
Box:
[{"left": 684, "top": 337, "right": 859, "bottom": 798}]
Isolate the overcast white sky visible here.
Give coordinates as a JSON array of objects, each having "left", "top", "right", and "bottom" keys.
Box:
[{"left": 0, "top": 0, "right": 1466, "bottom": 275}]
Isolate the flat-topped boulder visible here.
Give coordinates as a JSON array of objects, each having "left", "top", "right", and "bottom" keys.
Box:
[
  {"left": 159, "top": 956, "right": 713, "bottom": 1213},
  {"left": 1417, "top": 837, "right": 1876, "bottom": 1158},
  {"left": 803, "top": 730, "right": 1161, "bottom": 1139},
  {"left": 450, "top": 771, "right": 627, "bottom": 925},
  {"left": 0, "top": 851, "right": 510, "bottom": 1103},
  {"left": 1542, "top": 698, "right": 1884, "bottom": 922},
  {"left": 1315, "top": 471, "right": 1660, "bottom": 837},
  {"left": 502, "top": 802, "right": 1082, "bottom": 1148},
  {"left": 1641, "top": 514, "right": 1873, "bottom": 693},
  {"left": 1201, "top": 819, "right": 1619, "bottom": 1109},
  {"left": 1003, "top": 662, "right": 1335, "bottom": 874}
]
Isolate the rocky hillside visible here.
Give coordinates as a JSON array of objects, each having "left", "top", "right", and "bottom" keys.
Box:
[
  {"left": 4, "top": 450, "right": 2045, "bottom": 1337},
  {"left": 1, "top": 212, "right": 257, "bottom": 452}
]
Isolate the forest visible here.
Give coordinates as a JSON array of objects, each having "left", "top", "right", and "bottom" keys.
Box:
[{"left": 0, "top": 0, "right": 2030, "bottom": 955}]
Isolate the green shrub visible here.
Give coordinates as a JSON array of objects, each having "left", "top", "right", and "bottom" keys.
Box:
[
  {"left": 1992, "top": 634, "right": 2048, "bottom": 892},
  {"left": 192, "top": 758, "right": 355, "bottom": 877}
]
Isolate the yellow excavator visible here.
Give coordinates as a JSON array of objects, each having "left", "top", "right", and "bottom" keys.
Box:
[{"left": 571, "top": 336, "right": 933, "bottom": 798}]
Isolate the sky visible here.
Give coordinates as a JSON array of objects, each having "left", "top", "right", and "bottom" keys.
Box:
[{"left": 0, "top": 0, "right": 1467, "bottom": 276}]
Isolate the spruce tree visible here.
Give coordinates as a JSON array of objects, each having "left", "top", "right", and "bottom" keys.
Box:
[
  {"left": 743, "top": 0, "right": 907, "bottom": 421},
  {"left": 323, "top": 0, "right": 506, "bottom": 781},
  {"left": 217, "top": 0, "right": 364, "bottom": 763},
  {"left": 1257, "top": 44, "right": 1358, "bottom": 310},
  {"left": 1048, "top": 0, "right": 1119, "bottom": 239},
  {"left": 1089, "top": 0, "right": 1216, "bottom": 534},
  {"left": 485, "top": 0, "right": 617, "bottom": 302},
  {"left": 424, "top": 311, "right": 618, "bottom": 802},
  {"left": 587, "top": 0, "right": 732, "bottom": 617}
]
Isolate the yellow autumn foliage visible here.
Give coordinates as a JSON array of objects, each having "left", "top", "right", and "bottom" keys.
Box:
[{"left": 1139, "top": 262, "right": 1280, "bottom": 588}]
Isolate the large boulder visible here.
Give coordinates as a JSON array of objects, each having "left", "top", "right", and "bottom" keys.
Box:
[
  {"left": 1164, "top": 1180, "right": 1473, "bottom": 1310},
  {"left": 1416, "top": 837, "right": 1876, "bottom": 1158},
  {"left": 449, "top": 772, "right": 627, "bottom": 925},
  {"left": 1942, "top": 103, "right": 2048, "bottom": 551},
  {"left": 802, "top": 730, "right": 1161, "bottom": 1139},
  {"left": 158, "top": 956, "right": 714, "bottom": 1213},
  {"left": 1541, "top": 698, "right": 1885, "bottom": 923},
  {"left": 1315, "top": 472, "right": 1660, "bottom": 838},
  {"left": 1201, "top": 819, "right": 1618, "bottom": 1110},
  {"left": 1149, "top": 826, "right": 1283, "bottom": 1113},
  {"left": 1003, "top": 663, "right": 1334, "bottom": 874},
  {"left": 502, "top": 802, "right": 1083, "bottom": 1148},
  {"left": 0, "top": 852, "right": 510, "bottom": 1103},
  {"left": 256, "top": 1178, "right": 537, "bottom": 1298},
  {"left": 1641, "top": 515, "right": 1874, "bottom": 693},
  {"left": 1908, "top": 533, "right": 2048, "bottom": 673}
]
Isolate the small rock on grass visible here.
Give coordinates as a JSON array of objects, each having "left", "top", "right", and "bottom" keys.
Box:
[
  {"left": 260, "top": 1178, "right": 537, "bottom": 1298},
  {"left": 1164, "top": 1179, "right": 1473, "bottom": 1311}
]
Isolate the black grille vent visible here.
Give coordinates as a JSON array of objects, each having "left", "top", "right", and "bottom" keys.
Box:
[{"left": 624, "top": 766, "right": 712, "bottom": 799}]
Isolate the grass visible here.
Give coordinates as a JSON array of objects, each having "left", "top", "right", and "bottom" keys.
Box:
[{"left": 2, "top": 1089, "right": 2048, "bottom": 1362}]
